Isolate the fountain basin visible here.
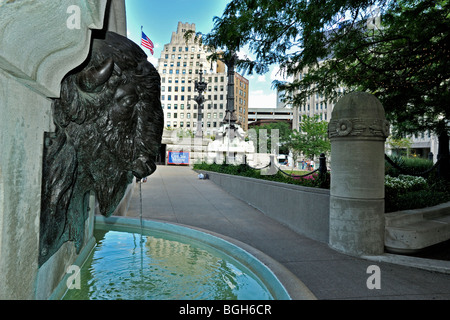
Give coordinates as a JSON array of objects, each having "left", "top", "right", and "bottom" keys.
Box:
[{"left": 55, "top": 216, "right": 310, "bottom": 300}]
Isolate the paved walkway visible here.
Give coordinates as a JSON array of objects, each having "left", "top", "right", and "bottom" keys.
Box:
[{"left": 125, "top": 165, "right": 450, "bottom": 300}]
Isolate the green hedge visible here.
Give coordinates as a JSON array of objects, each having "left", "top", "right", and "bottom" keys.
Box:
[
  {"left": 193, "top": 162, "right": 330, "bottom": 189},
  {"left": 385, "top": 156, "right": 434, "bottom": 177},
  {"left": 385, "top": 174, "right": 450, "bottom": 212},
  {"left": 384, "top": 156, "right": 450, "bottom": 212},
  {"left": 194, "top": 161, "right": 450, "bottom": 213}
]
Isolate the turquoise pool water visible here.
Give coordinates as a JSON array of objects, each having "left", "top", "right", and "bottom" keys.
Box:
[{"left": 62, "top": 225, "right": 275, "bottom": 300}]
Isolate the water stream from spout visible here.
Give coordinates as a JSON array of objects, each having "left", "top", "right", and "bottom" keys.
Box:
[
  {"left": 139, "top": 180, "right": 144, "bottom": 240},
  {"left": 139, "top": 180, "right": 144, "bottom": 283}
]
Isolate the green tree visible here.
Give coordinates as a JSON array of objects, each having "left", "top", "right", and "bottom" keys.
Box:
[
  {"left": 287, "top": 115, "right": 331, "bottom": 162},
  {"left": 387, "top": 137, "right": 412, "bottom": 157},
  {"left": 205, "top": 0, "right": 450, "bottom": 179}
]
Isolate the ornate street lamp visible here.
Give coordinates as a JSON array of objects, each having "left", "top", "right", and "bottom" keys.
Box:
[
  {"left": 194, "top": 67, "right": 208, "bottom": 138},
  {"left": 222, "top": 50, "right": 239, "bottom": 134}
]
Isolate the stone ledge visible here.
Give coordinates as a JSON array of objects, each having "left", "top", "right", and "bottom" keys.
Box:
[{"left": 385, "top": 201, "right": 450, "bottom": 253}]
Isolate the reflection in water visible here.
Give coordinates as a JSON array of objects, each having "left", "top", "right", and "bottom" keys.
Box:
[{"left": 63, "top": 230, "right": 273, "bottom": 300}]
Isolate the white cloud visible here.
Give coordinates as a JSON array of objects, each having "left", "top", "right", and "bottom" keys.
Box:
[
  {"left": 236, "top": 48, "right": 249, "bottom": 60},
  {"left": 147, "top": 56, "right": 159, "bottom": 67},
  {"left": 257, "top": 75, "right": 266, "bottom": 83},
  {"left": 248, "top": 90, "right": 277, "bottom": 109}
]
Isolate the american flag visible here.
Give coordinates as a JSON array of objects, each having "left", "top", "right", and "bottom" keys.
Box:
[{"left": 141, "top": 28, "right": 154, "bottom": 55}]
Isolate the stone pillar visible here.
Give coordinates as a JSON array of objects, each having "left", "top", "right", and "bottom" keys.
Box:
[
  {"left": 328, "top": 92, "right": 390, "bottom": 256},
  {"left": 0, "top": 0, "right": 108, "bottom": 299}
]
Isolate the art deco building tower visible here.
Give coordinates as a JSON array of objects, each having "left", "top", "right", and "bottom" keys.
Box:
[{"left": 157, "top": 22, "right": 249, "bottom": 135}]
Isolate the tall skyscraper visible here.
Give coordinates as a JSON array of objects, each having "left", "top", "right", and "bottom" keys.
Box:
[{"left": 157, "top": 22, "right": 249, "bottom": 136}]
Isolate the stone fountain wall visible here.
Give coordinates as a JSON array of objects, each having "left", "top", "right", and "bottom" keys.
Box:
[{"left": 0, "top": 0, "right": 126, "bottom": 300}]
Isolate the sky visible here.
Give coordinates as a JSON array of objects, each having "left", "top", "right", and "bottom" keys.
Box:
[{"left": 124, "top": 0, "right": 282, "bottom": 109}]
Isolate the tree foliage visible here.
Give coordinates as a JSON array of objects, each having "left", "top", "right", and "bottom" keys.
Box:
[
  {"left": 287, "top": 115, "right": 331, "bottom": 162},
  {"left": 205, "top": 0, "right": 450, "bottom": 140},
  {"left": 249, "top": 121, "right": 291, "bottom": 154}
]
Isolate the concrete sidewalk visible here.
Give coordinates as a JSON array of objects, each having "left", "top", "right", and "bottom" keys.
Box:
[{"left": 124, "top": 165, "right": 450, "bottom": 300}]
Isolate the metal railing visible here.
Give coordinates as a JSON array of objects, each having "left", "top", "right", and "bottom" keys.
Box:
[{"left": 245, "top": 153, "right": 329, "bottom": 188}]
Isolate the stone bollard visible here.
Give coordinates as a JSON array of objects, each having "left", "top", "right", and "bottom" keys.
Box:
[{"left": 328, "top": 92, "right": 390, "bottom": 256}]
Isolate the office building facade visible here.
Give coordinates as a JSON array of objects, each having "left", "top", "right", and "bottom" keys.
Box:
[{"left": 157, "top": 22, "right": 249, "bottom": 136}]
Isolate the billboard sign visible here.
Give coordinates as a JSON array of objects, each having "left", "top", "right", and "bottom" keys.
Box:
[{"left": 168, "top": 151, "right": 190, "bottom": 165}]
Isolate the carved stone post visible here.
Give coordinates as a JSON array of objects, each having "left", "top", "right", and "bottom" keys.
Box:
[{"left": 328, "top": 92, "right": 390, "bottom": 256}]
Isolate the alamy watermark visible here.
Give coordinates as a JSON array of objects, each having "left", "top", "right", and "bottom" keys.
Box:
[
  {"left": 366, "top": 265, "right": 381, "bottom": 290},
  {"left": 66, "top": 265, "right": 81, "bottom": 290},
  {"left": 367, "top": 6, "right": 381, "bottom": 30},
  {"left": 66, "top": 5, "right": 81, "bottom": 30}
]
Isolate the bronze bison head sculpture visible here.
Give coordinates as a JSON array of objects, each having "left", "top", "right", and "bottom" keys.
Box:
[{"left": 39, "top": 32, "right": 163, "bottom": 265}]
